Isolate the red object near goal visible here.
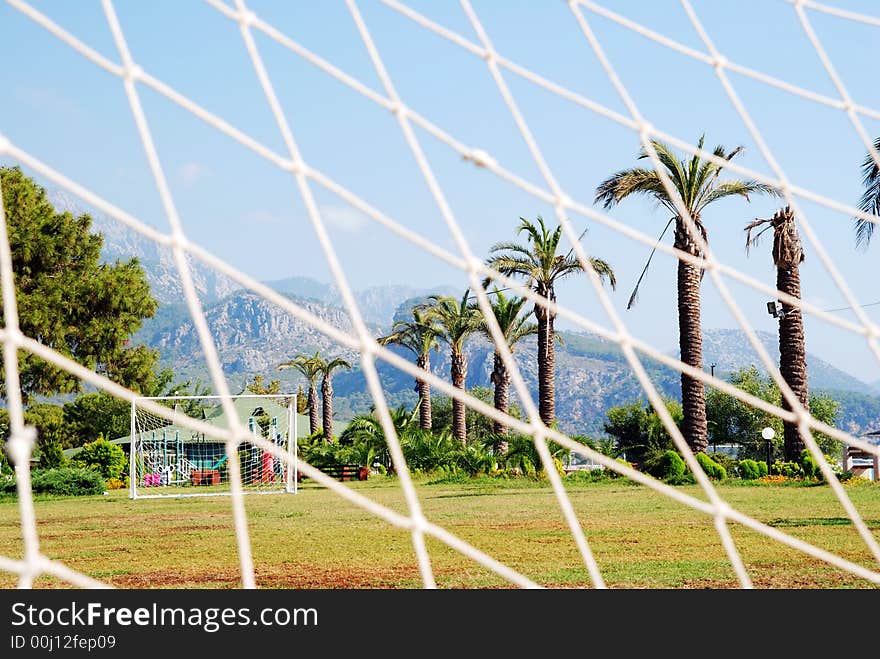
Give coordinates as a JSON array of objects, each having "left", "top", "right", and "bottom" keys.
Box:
[{"left": 261, "top": 452, "right": 274, "bottom": 483}]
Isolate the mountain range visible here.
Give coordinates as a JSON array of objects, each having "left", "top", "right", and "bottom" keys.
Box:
[{"left": 55, "top": 191, "right": 880, "bottom": 437}]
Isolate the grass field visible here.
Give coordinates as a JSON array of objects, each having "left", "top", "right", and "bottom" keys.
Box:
[{"left": 1, "top": 476, "right": 879, "bottom": 589}]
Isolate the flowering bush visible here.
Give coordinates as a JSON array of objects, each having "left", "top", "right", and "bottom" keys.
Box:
[
  {"left": 758, "top": 474, "right": 788, "bottom": 484},
  {"left": 771, "top": 461, "right": 803, "bottom": 479}
]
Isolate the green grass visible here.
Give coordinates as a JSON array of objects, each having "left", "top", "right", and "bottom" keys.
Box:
[{"left": 1, "top": 475, "right": 878, "bottom": 589}]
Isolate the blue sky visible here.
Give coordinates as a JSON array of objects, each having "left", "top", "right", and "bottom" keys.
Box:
[{"left": 1, "top": 1, "right": 879, "bottom": 383}]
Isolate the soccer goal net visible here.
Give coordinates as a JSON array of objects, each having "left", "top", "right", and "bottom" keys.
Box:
[{"left": 130, "top": 395, "right": 297, "bottom": 499}]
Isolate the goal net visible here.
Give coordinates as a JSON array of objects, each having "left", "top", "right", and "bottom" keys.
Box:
[
  {"left": 1, "top": 0, "right": 879, "bottom": 590},
  {"left": 130, "top": 394, "right": 297, "bottom": 499}
]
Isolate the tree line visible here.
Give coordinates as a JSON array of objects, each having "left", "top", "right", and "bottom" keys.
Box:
[{"left": 2, "top": 127, "right": 879, "bottom": 473}]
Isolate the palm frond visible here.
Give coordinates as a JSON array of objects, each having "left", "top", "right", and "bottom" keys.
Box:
[
  {"left": 692, "top": 144, "right": 728, "bottom": 196},
  {"left": 698, "top": 181, "right": 780, "bottom": 210},
  {"left": 487, "top": 241, "right": 536, "bottom": 259},
  {"left": 322, "top": 357, "right": 352, "bottom": 376},
  {"left": 594, "top": 168, "right": 666, "bottom": 209},
  {"left": 642, "top": 140, "right": 689, "bottom": 202},
  {"left": 855, "top": 215, "right": 878, "bottom": 249},
  {"left": 684, "top": 134, "right": 707, "bottom": 208},
  {"left": 855, "top": 137, "right": 880, "bottom": 248},
  {"left": 589, "top": 257, "right": 617, "bottom": 290},
  {"left": 743, "top": 217, "right": 774, "bottom": 254}
]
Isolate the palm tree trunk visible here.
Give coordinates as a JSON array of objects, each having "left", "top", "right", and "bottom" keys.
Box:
[
  {"left": 676, "top": 253, "right": 708, "bottom": 453},
  {"left": 307, "top": 382, "right": 319, "bottom": 436},
  {"left": 416, "top": 353, "right": 432, "bottom": 431},
  {"left": 321, "top": 376, "right": 334, "bottom": 442},
  {"left": 451, "top": 349, "right": 467, "bottom": 443},
  {"left": 535, "top": 303, "right": 555, "bottom": 427},
  {"left": 491, "top": 351, "right": 511, "bottom": 452},
  {"left": 777, "top": 265, "right": 808, "bottom": 461}
]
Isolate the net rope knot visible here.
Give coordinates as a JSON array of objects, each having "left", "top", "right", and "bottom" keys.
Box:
[
  {"left": 239, "top": 9, "right": 257, "bottom": 27},
  {"left": 7, "top": 427, "right": 38, "bottom": 466},
  {"left": 123, "top": 63, "right": 143, "bottom": 82}
]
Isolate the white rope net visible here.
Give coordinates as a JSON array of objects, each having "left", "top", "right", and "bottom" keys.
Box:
[
  {"left": 0, "top": 0, "right": 878, "bottom": 589},
  {"left": 131, "top": 394, "right": 295, "bottom": 498}
]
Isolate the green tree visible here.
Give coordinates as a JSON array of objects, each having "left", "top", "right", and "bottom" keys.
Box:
[
  {"left": 71, "top": 435, "right": 126, "bottom": 479},
  {"left": 706, "top": 366, "right": 783, "bottom": 459},
  {"left": 0, "top": 410, "right": 9, "bottom": 474},
  {"left": 377, "top": 308, "right": 441, "bottom": 431},
  {"left": 705, "top": 366, "right": 840, "bottom": 460},
  {"left": 62, "top": 371, "right": 208, "bottom": 448},
  {"left": 248, "top": 374, "right": 281, "bottom": 395},
  {"left": 486, "top": 216, "right": 615, "bottom": 428},
  {"left": 431, "top": 386, "right": 523, "bottom": 444},
  {"left": 62, "top": 394, "right": 130, "bottom": 449},
  {"left": 603, "top": 399, "right": 682, "bottom": 464},
  {"left": 418, "top": 292, "right": 483, "bottom": 443},
  {"left": 478, "top": 289, "right": 538, "bottom": 445},
  {"left": 0, "top": 166, "right": 160, "bottom": 401},
  {"left": 24, "top": 403, "right": 67, "bottom": 468},
  {"left": 595, "top": 136, "right": 778, "bottom": 453}
]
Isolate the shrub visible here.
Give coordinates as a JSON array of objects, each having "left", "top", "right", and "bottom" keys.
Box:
[
  {"left": 706, "top": 452, "right": 738, "bottom": 477},
  {"left": 30, "top": 467, "right": 105, "bottom": 496},
  {"left": 71, "top": 437, "right": 126, "bottom": 479},
  {"left": 771, "top": 460, "right": 803, "bottom": 479},
  {"left": 39, "top": 440, "right": 66, "bottom": 469},
  {"left": 799, "top": 449, "right": 820, "bottom": 480},
  {"left": 644, "top": 450, "right": 686, "bottom": 482},
  {"left": 564, "top": 468, "right": 608, "bottom": 483},
  {"left": 758, "top": 461, "right": 768, "bottom": 477},
  {"left": 696, "top": 452, "right": 727, "bottom": 480},
  {"left": 738, "top": 459, "right": 763, "bottom": 480},
  {"left": 758, "top": 474, "right": 788, "bottom": 484},
  {"left": 0, "top": 474, "right": 15, "bottom": 495},
  {"left": 105, "top": 477, "right": 125, "bottom": 490}
]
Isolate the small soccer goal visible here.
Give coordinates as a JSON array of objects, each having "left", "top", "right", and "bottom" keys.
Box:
[{"left": 129, "top": 394, "right": 298, "bottom": 499}]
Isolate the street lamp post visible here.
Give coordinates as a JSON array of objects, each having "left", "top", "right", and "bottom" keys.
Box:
[{"left": 761, "top": 426, "right": 775, "bottom": 474}]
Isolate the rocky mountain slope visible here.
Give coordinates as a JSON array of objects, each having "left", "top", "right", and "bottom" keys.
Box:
[
  {"left": 135, "top": 286, "right": 879, "bottom": 436},
  {"left": 48, "top": 188, "right": 880, "bottom": 437}
]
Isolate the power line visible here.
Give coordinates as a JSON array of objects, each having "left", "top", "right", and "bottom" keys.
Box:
[{"left": 823, "top": 300, "right": 880, "bottom": 313}]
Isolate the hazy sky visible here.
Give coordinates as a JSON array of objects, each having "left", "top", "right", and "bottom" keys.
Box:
[{"left": 1, "top": 0, "right": 879, "bottom": 383}]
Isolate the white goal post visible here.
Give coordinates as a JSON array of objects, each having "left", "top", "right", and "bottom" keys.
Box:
[{"left": 128, "top": 393, "right": 298, "bottom": 499}]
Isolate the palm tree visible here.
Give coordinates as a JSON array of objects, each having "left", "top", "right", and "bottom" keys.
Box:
[
  {"left": 486, "top": 216, "right": 615, "bottom": 428},
  {"left": 418, "top": 292, "right": 482, "bottom": 443},
  {"left": 318, "top": 356, "right": 352, "bottom": 442},
  {"left": 854, "top": 136, "right": 880, "bottom": 248},
  {"left": 478, "top": 288, "right": 538, "bottom": 444},
  {"left": 595, "top": 135, "right": 778, "bottom": 453},
  {"left": 377, "top": 308, "right": 440, "bottom": 430},
  {"left": 277, "top": 351, "right": 322, "bottom": 436},
  {"left": 745, "top": 206, "right": 808, "bottom": 460},
  {"left": 339, "top": 404, "right": 420, "bottom": 473}
]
